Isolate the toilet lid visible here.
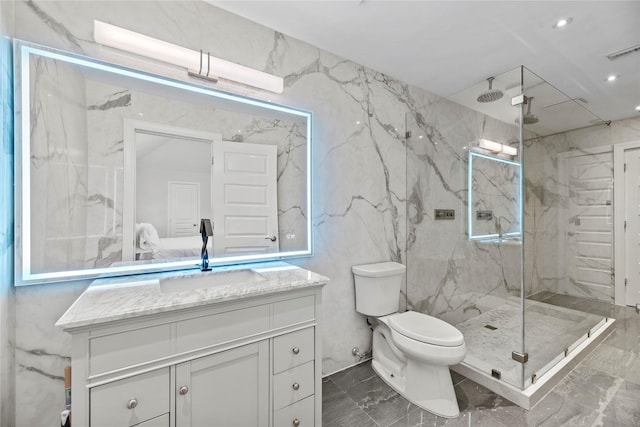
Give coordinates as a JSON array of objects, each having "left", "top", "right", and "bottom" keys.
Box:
[{"left": 389, "top": 311, "right": 464, "bottom": 347}]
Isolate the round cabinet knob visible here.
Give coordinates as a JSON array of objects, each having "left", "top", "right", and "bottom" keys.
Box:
[
  {"left": 292, "top": 418, "right": 300, "bottom": 427},
  {"left": 126, "top": 398, "right": 138, "bottom": 410},
  {"left": 292, "top": 347, "right": 300, "bottom": 355},
  {"left": 292, "top": 382, "right": 300, "bottom": 391},
  {"left": 179, "top": 386, "right": 189, "bottom": 395}
]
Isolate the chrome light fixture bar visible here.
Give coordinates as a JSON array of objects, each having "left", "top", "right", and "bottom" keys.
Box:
[{"left": 93, "top": 20, "right": 284, "bottom": 94}]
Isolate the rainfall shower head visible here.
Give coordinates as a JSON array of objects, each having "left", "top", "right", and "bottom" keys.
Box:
[
  {"left": 477, "top": 77, "right": 504, "bottom": 103},
  {"left": 515, "top": 97, "right": 539, "bottom": 125}
]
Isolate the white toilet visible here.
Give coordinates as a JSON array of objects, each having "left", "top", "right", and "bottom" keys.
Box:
[{"left": 352, "top": 262, "right": 466, "bottom": 418}]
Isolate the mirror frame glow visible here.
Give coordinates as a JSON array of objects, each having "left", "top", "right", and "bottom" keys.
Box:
[
  {"left": 467, "top": 151, "right": 522, "bottom": 241},
  {"left": 14, "top": 40, "right": 313, "bottom": 286}
]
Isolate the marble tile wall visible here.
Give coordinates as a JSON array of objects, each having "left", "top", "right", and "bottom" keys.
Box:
[
  {"left": 0, "top": 1, "right": 16, "bottom": 425},
  {"left": 4, "top": 1, "right": 640, "bottom": 426},
  {"left": 29, "top": 55, "right": 89, "bottom": 274},
  {"left": 9, "top": 1, "right": 410, "bottom": 424},
  {"left": 405, "top": 98, "right": 523, "bottom": 325}
]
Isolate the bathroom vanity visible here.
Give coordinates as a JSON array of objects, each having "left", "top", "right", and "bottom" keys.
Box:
[{"left": 56, "top": 263, "right": 327, "bottom": 427}]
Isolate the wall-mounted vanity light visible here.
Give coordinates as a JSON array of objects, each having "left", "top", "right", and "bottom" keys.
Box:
[
  {"left": 93, "top": 20, "right": 284, "bottom": 94},
  {"left": 477, "top": 138, "right": 518, "bottom": 157}
]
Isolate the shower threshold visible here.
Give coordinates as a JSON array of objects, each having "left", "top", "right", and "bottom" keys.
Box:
[{"left": 450, "top": 316, "right": 614, "bottom": 409}]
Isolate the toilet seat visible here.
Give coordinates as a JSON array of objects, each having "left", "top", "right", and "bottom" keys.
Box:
[{"left": 388, "top": 311, "right": 464, "bottom": 347}]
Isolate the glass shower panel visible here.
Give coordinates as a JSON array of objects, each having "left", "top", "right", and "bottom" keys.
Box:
[
  {"left": 411, "top": 64, "right": 616, "bottom": 397},
  {"left": 521, "top": 66, "right": 614, "bottom": 386},
  {"left": 405, "top": 66, "right": 525, "bottom": 389}
]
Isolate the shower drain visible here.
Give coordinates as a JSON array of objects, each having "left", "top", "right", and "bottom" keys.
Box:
[{"left": 484, "top": 324, "right": 498, "bottom": 330}]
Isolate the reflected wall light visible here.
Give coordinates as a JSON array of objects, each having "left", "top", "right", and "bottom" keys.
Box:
[
  {"left": 477, "top": 138, "right": 518, "bottom": 156},
  {"left": 93, "top": 20, "right": 284, "bottom": 94}
]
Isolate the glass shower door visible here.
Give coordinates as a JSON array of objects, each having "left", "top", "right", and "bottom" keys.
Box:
[
  {"left": 521, "top": 66, "right": 613, "bottom": 387},
  {"left": 405, "top": 66, "right": 526, "bottom": 390}
]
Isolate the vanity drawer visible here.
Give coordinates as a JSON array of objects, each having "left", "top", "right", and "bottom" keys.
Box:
[
  {"left": 273, "top": 295, "right": 315, "bottom": 329},
  {"left": 176, "top": 304, "right": 270, "bottom": 353},
  {"left": 273, "top": 395, "right": 315, "bottom": 427},
  {"left": 273, "top": 327, "right": 315, "bottom": 374},
  {"left": 273, "top": 361, "right": 314, "bottom": 410},
  {"left": 89, "top": 325, "right": 171, "bottom": 375},
  {"left": 90, "top": 368, "right": 169, "bottom": 427}
]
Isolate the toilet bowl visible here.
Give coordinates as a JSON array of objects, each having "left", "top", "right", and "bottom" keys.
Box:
[{"left": 353, "top": 262, "right": 467, "bottom": 418}]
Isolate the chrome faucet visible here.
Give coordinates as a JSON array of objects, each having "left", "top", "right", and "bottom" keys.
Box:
[{"left": 200, "top": 219, "right": 214, "bottom": 271}]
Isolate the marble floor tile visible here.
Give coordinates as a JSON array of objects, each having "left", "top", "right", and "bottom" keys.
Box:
[
  {"left": 598, "top": 381, "right": 640, "bottom": 426},
  {"left": 582, "top": 343, "right": 637, "bottom": 379},
  {"left": 552, "top": 364, "right": 623, "bottom": 412},
  {"left": 341, "top": 373, "right": 416, "bottom": 426},
  {"left": 490, "top": 390, "right": 600, "bottom": 427},
  {"left": 603, "top": 317, "right": 640, "bottom": 353},
  {"left": 323, "top": 296, "right": 640, "bottom": 427},
  {"left": 322, "top": 377, "right": 378, "bottom": 427}
]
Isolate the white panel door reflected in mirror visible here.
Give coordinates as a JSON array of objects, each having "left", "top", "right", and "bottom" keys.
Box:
[
  {"left": 123, "top": 122, "right": 218, "bottom": 262},
  {"left": 212, "top": 141, "right": 279, "bottom": 256}
]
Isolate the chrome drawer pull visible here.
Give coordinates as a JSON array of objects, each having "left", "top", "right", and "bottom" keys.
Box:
[
  {"left": 292, "top": 418, "right": 300, "bottom": 427},
  {"left": 292, "top": 347, "right": 300, "bottom": 355},
  {"left": 179, "top": 386, "right": 189, "bottom": 395},
  {"left": 126, "top": 398, "right": 138, "bottom": 410},
  {"left": 292, "top": 382, "right": 300, "bottom": 391}
]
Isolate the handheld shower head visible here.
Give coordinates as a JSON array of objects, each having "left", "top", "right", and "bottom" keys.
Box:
[{"left": 477, "top": 77, "right": 504, "bottom": 103}]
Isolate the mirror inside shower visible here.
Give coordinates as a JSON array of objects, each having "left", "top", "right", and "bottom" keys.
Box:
[{"left": 468, "top": 151, "right": 521, "bottom": 241}]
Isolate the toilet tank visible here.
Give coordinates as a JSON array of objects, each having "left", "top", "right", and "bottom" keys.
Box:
[{"left": 352, "top": 262, "right": 406, "bottom": 316}]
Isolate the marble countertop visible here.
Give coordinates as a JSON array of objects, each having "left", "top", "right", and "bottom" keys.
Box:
[{"left": 56, "top": 262, "right": 328, "bottom": 330}]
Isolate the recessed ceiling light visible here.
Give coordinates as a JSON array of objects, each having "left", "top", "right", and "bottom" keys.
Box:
[
  {"left": 607, "top": 74, "right": 619, "bottom": 82},
  {"left": 635, "top": 105, "right": 640, "bottom": 112},
  {"left": 553, "top": 17, "right": 573, "bottom": 28}
]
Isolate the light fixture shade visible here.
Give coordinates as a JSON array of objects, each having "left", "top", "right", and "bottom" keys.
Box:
[
  {"left": 94, "top": 20, "right": 284, "bottom": 94},
  {"left": 477, "top": 138, "right": 518, "bottom": 156},
  {"left": 478, "top": 138, "right": 503, "bottom": 152},
  {"left": 501, "top": 144, "right": 518, "bottom": 156}
]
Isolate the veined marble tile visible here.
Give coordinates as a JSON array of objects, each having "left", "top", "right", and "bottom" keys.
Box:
[
  {"left": 8, "top": 1, "right": 640, "bottom": 426},
  {"left": 0, "top": 19, "right": 16, "bottom": 427}
]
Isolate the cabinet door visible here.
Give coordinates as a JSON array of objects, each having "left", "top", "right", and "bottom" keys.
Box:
[{"left": 175, "top": 341, "right": 269, "bottom": 427}]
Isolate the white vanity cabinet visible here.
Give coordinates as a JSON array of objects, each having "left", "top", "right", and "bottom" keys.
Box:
[{"left": 62, "top": 282, "right": 324, "bottom": 427}]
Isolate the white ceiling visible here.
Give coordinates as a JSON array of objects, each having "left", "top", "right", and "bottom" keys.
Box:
[{"left": 212, "top": 1, "right": 640, "bottom": 130}]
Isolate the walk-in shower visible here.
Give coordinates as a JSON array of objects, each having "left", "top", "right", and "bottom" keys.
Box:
[{"left": 405, "top": 65, "right": 614, "bottom": 408}]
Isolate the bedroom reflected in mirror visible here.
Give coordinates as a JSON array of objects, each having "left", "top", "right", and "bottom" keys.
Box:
[{"left": 14, "top": 40, "right": 312, "bottom": 285}]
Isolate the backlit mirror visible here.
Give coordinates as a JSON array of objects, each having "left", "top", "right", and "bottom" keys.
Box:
[
  {"left": 468, "top": 151, "right": 521, "bottom": 241},
  {"left": 14, "top": 40, "right": 312, "bottom": 285}
]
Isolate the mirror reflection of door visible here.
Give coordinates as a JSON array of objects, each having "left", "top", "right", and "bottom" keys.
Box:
[
  {"left": 122, "top": 120, "right": 221, "bottom": 262},
  {"left": 167, "top": 181, "right": 200, "bottom": 238},
  {"left": 213, "top": 141, "right": 279, "bottom": 256}
]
